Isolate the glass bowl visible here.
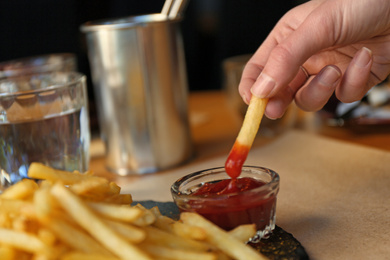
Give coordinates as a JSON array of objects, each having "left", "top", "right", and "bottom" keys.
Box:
[{"left": 171, "top": 166, "right": 279, "bottom": 241}]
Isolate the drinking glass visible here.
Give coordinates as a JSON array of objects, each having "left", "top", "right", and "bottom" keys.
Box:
[
  {"left": 0, "top": 53, "right": 77, "bottom": 79},
  {"left": 0, "top": 72, "right": 90, "bottom": 190}
]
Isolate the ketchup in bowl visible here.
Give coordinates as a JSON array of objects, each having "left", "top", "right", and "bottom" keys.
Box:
[{"left": 171, "top": 166, "right": 279, "bottom": 240}]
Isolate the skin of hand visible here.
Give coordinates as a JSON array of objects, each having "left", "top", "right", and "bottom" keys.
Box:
[{"left": 239, "top": 0, "right": 390, "bottom": 119}]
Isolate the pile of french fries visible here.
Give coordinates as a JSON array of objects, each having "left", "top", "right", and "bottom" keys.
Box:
[{"left": 0, "top": 163, "right": 267, "bottom": 260}]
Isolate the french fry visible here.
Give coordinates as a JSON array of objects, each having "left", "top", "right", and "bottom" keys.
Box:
[
  {"left": 228, "top": 224, "right": 257, "bottom": 243},
  {"left": 44, "top": 217, "right": 112, "bottom": 256},
  {"left": 143, "top": 226, "right": 212, "bottom": 252},
  {"left": 0, "top": 163, "right": 269, "bottom": 260},
  {"left": 181, "top": 212, "right": 268, "bottom": 260},
  {"left": 28, "top": 163, "right": 105, "bottom": 185},
  {"left": 37, "top": 228, "right": 56, "bottom": 246},
  {"left": 50, "top": 183, "right": 152, "bottom": 260},
  {"left": 236, "top": 96, "right": 268, "bottom": 149},
  {"left": 33, "top": 185, "right": 55, "bottom": 221},
  {"left": 103, "top": 219, "right": 146, "bottom": 243},
  {"left": 131, "top": 204, "right": 157, "bottom": 226},
  {"left": 69, "top": 177, "right": 110, "bottom": 195},
  {"left": 0, "top": 179, "right": 38, "bottom": 200},
  {"left": 108, "top": 182, "right": 121, "bottom": 194},
  {"left": 0, "top": 246, "right": 16, "bottom": 260},
  {"left": 0, "top": 198, "right": 32, "bottom": 215},
  {"left": 152, "top": 212, "right": 207, "bottom": 240},
  {"left": 61, "top": 252, "right": 120, "bottom": 260},
  {"left": 100, "top": 193, "right": 133, "bottom": 204},
  {"left": 139, "top": 243, "right": 217, "bottom": 260},
  {"left": 87, "top": 201, "right": 142, "bottom": 222},
  {"left": 0, "top": 228, "right": 50, "bottom": 255},
  {"left": 225, "top": 96, "right": 268, "bottom": 178}
]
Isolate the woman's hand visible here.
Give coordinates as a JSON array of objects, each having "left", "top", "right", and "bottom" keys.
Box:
[{"left": 239, "top": 0, "right": 390, "bottom": 119}]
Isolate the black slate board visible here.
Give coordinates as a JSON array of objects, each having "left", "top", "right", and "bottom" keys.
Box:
[{"left": 134, "top": 200, "right": 309, "bottom": 260}]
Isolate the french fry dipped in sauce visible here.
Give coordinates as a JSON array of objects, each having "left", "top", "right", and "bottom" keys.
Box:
[{"left": 225, "top": 96, "right": 268, "bottom": 179}]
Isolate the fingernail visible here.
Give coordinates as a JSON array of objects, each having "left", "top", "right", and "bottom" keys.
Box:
[
  {"left": 354, "top": 47, "right": 372, "bottom": 67},
  {"left": 250, "top": 72, "right": 276, "bottom": 98},
  {"left": 242, "top": 92, "right": 250, "bottom": 105},
  {"left": 318, "top": 66, "right": 341, "bottom": 87}
]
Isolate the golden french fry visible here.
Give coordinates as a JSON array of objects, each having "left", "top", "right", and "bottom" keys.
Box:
[
  {"left": 44, "top": 217, "right": 111, "bottom": 256},
  {"left": 181, "top": 212, "right": 268, "bottom": 260},
  {"left": 69, "top": 178, "right": 110, "bottom": 195},
  {"left": 108, "top": 182, "right": 121, "bottom": 194},
  {"left": 103, "top": 219, "right": 146, "bottom": 243},
  {"left": 0, "top": 198, "right": 32, "bottom": 214},
  {"left": 100, "top": 193, "right": 133, "bottom": 204},
  {"left": 225, "top": 96, "right": 268, "bottom": 177},
  {"left": 50, "top": 184, "right": 152, "bottom": 260},
  {"left": 87, "top": 201, "right": 142, "bottom": 222},
  {"left": 0, "top": 179, "right": 38, "bottom": 200},
  {"left": 37, "top": 228, "right": 56, "bottom": 246},
  {"left": 28, "top": 163, "right": 104, "bottom": 185},
  {"left": 139, "top": 243, "right": 217, "bottom": 260},
  {"left": 172, "top": 220, "right": 208, "bottom": 240},
  {"left": 228, "top": 224, "right": 257, "bottom": 243},
  {"left": 0, "top": 246, "right": 16, "bottom": 260},
  {"left": 152, "top": 213, "right": 207, "bottom": 240},
  {"left": 143, "top": 226, "right": 212, "bottom": 252},
  {"left": 236, "top": 96, "right": 268, "bottom": 148},
  {"left": 61, "top": 252, "right": 120, "bottom": 260},
  {"left": 0, "top": 228, "right": 49, "bottom": 255},
  {"left": 131, "top": 204, "right": 156, "bottom": 227},
  {"left": 0, "top": 213, "right": 12, "bottom": 229},
  {"left": 33, "top": 185, "right": 55, "bottom": 221},
  {"left": 0, "top": 163, "right": 269, "bottom": 260}
]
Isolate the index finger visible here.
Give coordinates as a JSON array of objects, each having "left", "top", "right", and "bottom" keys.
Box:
[{"left": 239, "top": 0, "right": 326, "bottom": 101}]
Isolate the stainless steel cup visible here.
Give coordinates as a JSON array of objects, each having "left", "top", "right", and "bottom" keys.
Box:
[{"left": 81, "top": 14, "right": 192, "bottom": 175}]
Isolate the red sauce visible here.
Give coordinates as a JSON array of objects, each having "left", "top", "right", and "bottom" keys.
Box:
[
  {"left": 185, "top": 177, "right": 276, "bottom": 231},
  {"left": 225, "top": 141, "right": 250, "bottom": 179}
]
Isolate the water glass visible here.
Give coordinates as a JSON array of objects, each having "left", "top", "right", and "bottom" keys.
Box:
[{"left": 0, "top": 72, "right": 90, "bottom": 190}]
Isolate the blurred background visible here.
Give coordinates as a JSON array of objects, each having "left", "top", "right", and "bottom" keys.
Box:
[
  {"left": 0, "top": 0, "right": 304, "bottom": 133},
  {"left": 0, "top": 0, "right": 305, "bottom": 90}
]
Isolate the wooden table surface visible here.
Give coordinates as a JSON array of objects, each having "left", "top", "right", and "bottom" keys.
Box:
[
  {"left": 88, "top": 90, "right": 390, "bottom": 259},
  {"left": 90, "top": 90, "right": 390, "bottom": 176},
  {"left": 90, "top": 88, "right": 390, "bottom": 178}
]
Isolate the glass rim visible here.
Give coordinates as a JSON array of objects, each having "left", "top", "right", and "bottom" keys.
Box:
[
  {"left": 80, "top": 13, "right": 181, "bottom": 32},
  {"left": 0, "top": 71, "right": 85, "bottom": 98},
  {"left": 171, "top": 165, "right": 280, "bottom": 201},
  {"left": 0, "top": 53, "right": 76, "bottom": 77}
]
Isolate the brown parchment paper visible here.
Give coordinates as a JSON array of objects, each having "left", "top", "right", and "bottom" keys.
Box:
[{"left": 119, "top": 130, "right": 390, "bottom": 260}]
